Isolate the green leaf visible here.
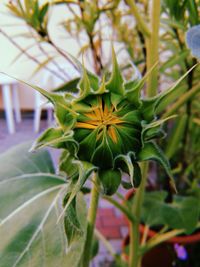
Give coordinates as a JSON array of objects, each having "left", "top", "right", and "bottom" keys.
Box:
[
  {"left": 77, "top": 128, "right": 99, "bottom": 162},
  {"left": 95, "top": 75, "right": 108, "bottom": 94},
  {"left": 140, "top": 98, "right": 157, "bottom": 121},
  {"left": 78, "top": 65, "right": 91, "bottom": 99},
  {"left": 91, "top": 134, "right": 113, "bottom": 169},
  {"left": 141, "top": 191, "right": 168, "bottom": 226},
  {"left": 64, "top": 193, "right": 87, "bottom": 246},
  {"left": 39, "top": 3, "right": 49, "bottom": 23},
  {"left": 142, "top": 191, "right": 200, "bottom": 234},
  {"left": 115, "top": 152, "right": 141, "bottom": 188},
  {"left": 99, "top": 169, "right": 121, "bottom": 195},
  {"left": 60, "top": 161, "right": 97, "bottom": 220},
  {"left": 90, "top": 237, "right": 99, "bottom": 259},
  {"left": 125, "top": 63, "right": 159, "bottom": 108},
  {"left": 155, "top": 64, "right": 198, "bottom": 113},
  {"left": 0, "top": 143, "right": 88, "bottom": 267},
  {"left": 31, "top": 128, "right": 77, "bottom": 151},
  {"left": 0, "top": 142, "right": 54, "bottom": 179},
  {"left": 132, "top": 162, "right": 142, "bottom": 188},
  {"left": 141, "top": 64, "right": 198, "bottom": 120},
  {"left": 162, "top": 196, "right": 200, "bottom": 234},
  {"left": 59, "top": 151, "right": 79, "bottom": 178},
  {"left": 32, "top": 1, "right": 40, "bottom": 29},
  {"left": 137, "top": 142, "right": 176, "bottom": 192},
  {"left": 63, "top": 53, "right": 99, "bottom": 91},
  {"left": 141, "top": 115, "right": 176, "bottom": 144},
  {"left": 106, "top": 47, "right": 125, "bottom": 95},
  {"left": 186, "top": 0, "right": 199, "bottom": 26}
]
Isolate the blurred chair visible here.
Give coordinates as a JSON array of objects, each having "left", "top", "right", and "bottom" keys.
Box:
[
  {"left": 34, "top": 64, "right": 79, "bottom": 132},
  {"left": 0, "top": 74, "right": 21, "bottom": 134}
]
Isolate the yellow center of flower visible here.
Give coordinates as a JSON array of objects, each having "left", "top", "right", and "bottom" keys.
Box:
[{"left": 76, "top": 97, "right": 123, "bottom": 143}]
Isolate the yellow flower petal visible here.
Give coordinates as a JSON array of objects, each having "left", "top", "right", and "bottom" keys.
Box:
[
  {"left": 108, "top": 126, "right": 118, "bottom": 143},
  {"left": 76, "top": 122, "right": 97, "bottom": 129}
]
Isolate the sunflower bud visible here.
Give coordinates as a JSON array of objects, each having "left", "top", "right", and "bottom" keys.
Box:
[{"left": 32, "top": 49, "right": 176, "bottom": 198}]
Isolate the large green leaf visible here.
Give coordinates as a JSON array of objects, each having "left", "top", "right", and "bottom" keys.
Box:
[
  {"left": 0, "top": 142, "right": 54, "bottom": 179},
  {"left": 141, "top": 191, "right": 168, "bottom": 226},
  {"left": 141, "top": 191, "right": 200, "bottom": 234},
  {"left": 0, "top": 143, "right": 87, "bottom": 267}
]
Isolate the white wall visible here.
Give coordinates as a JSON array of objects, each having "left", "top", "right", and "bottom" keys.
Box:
[{"left": 0, "top": 1, "right": 80, "bottom": 109}]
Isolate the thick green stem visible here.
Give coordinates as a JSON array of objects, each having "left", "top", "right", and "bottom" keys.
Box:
[
  {"left": 146, "top": 0, "right": 161, "bottom": 96},
  {"left": 82, "top": 173, "right": 100, "bottom": 267},
  {"left": 129, "top": 162, "right": 149, "bottom": 267}
]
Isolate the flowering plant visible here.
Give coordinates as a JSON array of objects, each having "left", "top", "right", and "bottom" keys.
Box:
[{"left": 1, "top": 1, "right": 200, "bottom": 267}]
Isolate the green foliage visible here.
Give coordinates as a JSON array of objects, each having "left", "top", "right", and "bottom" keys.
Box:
[
  {"left": 0, "top": 143, "right": 87, "bottom": 267},
  {"left": 141, "top": 191, "right": 200, "bottom": 234}
]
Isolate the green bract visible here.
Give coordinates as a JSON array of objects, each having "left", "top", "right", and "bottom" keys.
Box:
[{"left": 31, "top": 49, "right": 175, "bottom": 200}]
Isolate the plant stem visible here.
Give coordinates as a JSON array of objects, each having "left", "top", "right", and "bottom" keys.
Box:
[
  {"left": 146, "top": 0, "right": 161, "bottom": 96},
  {"left": 88, "top": 33, "right": 103, "bottom": 75},
  {"left": 125, "top": 0, "right": 150, "bottom": 38},
  {"left": 103, "top": 195, "right": 136, "bottom": 223},
  {"left": 129, "top": 162, "right": 148, "bottom": 267},
  {"left": 82, "top": 172, "right": 100, "bottom": 267}
]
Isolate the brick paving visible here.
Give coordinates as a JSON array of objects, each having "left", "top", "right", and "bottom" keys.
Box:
[{"left": 0, "top": 116, "right": 129, "bottom": 266}]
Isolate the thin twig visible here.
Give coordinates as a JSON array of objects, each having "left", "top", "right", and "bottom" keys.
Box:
[
  {"left": 0, "top": 28, "right": 66, "bottom": 81},
  {"left": 29, "top": 27, "right": 70, "bottom": 80},
  {"left": 47, "top": 35, "right": 79, "bottom": 72}
]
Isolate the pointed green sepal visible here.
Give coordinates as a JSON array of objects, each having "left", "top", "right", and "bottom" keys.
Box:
[
  {"left": 59, "top": 150, "right": 79, "bottom": 179},
  {"left": 30, "top": 128, "right": 78, "bottom": 151},
  {"left": 91, "top": 135, "right": 114, "bottom": 169},
  {"left": 65, "top": 53, "right": 99, "bottom": 91},
  {"left": 140, "top": 98, "right": 157, "bottom": 121},
  {"left": 63, "top": 193, "right": 86, "bottom": 246},
  {"left": 95, "top": 75, "right": 108, "bottom": 94},
  {"left": 152, "top": 63, "right": 198, "bottom": 115},
  {"left": 57, "top": 161, "right": 97, "bottom": 222},
  {"left": 115, "top": 152, "right": 141, "bottom": 187},
  {"left": 99, "top": 169, "right": 121, "bottom": 195},
  {"left": 141, "top": 115, "right": 176, "bottom": 144},
  {"left": 105, "top": 47, "right": 125, "bottom": 95},
  {"left": 78, "top": 62, "right": 91, "bottom": 99}
]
